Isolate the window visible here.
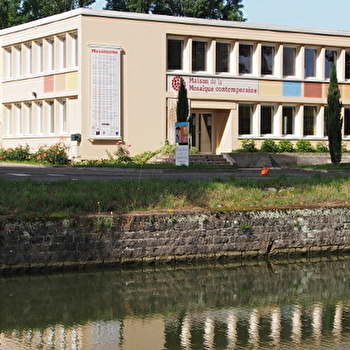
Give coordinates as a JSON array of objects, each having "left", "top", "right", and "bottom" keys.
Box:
[
  {"left": 192, "top": 41, "right": 207, "bottom": 72},
  {"left": 325, "top": 49, "right": 337, "bottom": 78},
  {"left": 167, "top": 39, "right": 183, "bottom": 70},
  {"left": 324, "top": 106, "right": 328, "bottom": 137},
  {"left": 305, "top": 48, "right": 317, "bottom": 77},
  {"left": 344, "top": 107, "right": 350, "bottom": 136},
  {"left": 346, "top": 51, "right": 350, "bottom": 80},
  {"left": 260, "top": 105, "right": 274, "bottom": 134},
  {"left": 25, "top": 42, "right": 32, "bottom": 75},
  {"left": 283, "top": 47, "right": 296, "bottom": 76},
  {"left": 239, "top": 44, "right": 253, "bottom": 74},
  {"left": 282, "top": 106, "right": 295, "bottom": 135},
  {"left": 261, "top": 45, "right": 275, "bottom": 75},
  {"left": 216, "top": 42, "right": 230, "bottom": 73},
  {"left": 239, "top": 104, "right": 253, "bottom": 134},
  {"left": 304, "top": 106, "right": 317, "bottom": 136}
]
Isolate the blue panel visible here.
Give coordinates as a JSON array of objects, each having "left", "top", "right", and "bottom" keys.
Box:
[{"left": 283, "top": 81, "right": 302, "bottom": 97}]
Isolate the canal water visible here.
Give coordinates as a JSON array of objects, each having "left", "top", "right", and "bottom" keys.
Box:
[{"left": 2, "top": 257, "right": 350, "bottom": 350}]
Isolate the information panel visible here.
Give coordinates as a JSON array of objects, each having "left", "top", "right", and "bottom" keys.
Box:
[{"left": 90, "top": 46, "right": 121, "bottom": 139}]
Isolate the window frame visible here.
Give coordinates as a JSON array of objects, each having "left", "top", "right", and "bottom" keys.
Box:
[
  {"left": 167, "top": 37, "right": 184, "bottom": 71},
  {"left": 283, "top": 46, "right": 297, "bottom": 77},
  {"left": 192, "top": 39, "right": 208, "bottom": 73},
  {"left": 239, "top": 103, "right": 254, "bottom": 135},
  {"left": 239, "top": 43, "right": 253, "bottom": 75},
  {"left": 304, "top": 47, "right": 318, "bottom": 78},
  {"left": 260, "top": 105, "right": 275, "bottom": 135},
  {"left": 261, "top": 45, "right": 275, "bottom": 76},
  {"left": 215, "top": 41, "right": 231, "bottom": 74},
  {"left": 282, "top": 105, "right": 296, "bottom": 136}
]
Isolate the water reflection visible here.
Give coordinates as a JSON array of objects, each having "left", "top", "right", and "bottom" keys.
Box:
[{"left": 2, "top": 257, "right": 350, "bottom": 349}]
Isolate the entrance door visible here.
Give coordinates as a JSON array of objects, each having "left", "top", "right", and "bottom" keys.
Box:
[{"left": 190, "top": 113, "right": 213, "bottom": 153}]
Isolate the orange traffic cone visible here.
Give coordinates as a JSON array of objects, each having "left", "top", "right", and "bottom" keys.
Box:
[{"left": 260, "top": 165, "right": 270, "bottom": 176}]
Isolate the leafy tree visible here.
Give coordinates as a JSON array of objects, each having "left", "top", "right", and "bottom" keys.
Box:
[
  {"left": 0, "top": 0, "right": 22, "bottom": 29},
  {"left": 21, "top": 0, "right": 96, "bottom": 22},
  {"left": 104, "top": 0, "right": 246, "bottom": 21},
  {"left": 326, "top": 64, "right": 342, "bottom": 164},
  {"left": 176, "top": 78, "right": 189, "bottom": 122}
]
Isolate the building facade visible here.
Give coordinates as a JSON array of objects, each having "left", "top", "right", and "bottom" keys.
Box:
[{"left": 1, "top": 9, "right": 350, "bottom": 159}]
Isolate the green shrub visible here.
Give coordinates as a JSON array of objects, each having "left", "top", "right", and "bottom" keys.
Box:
[
  {"left": 260, "top": 139, "right": 278, "bottom": 153},
  {"left": 241, "top": 138, "right": 257, "bottom": 152},
  {"left": 316, "top": 142, "right": 329, "bottom": 152},
  {"left": 3, "top": 144, "right": 31, "bottom": 161},
  {"left": 296, "top": 139, "right": 314, "bottom": 153},
  {"left": 35, "top": 141, "right": 69, "bottom": 165},
  {"left": 278, "top": 140, "right": 294, "bottom": 153}
]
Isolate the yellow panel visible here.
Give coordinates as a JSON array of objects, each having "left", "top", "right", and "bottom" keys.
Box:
[
  {"left": 340, "top": 84, "right": 350, "bottom": 100},
  {"left": 259, "top": 81, "right": 282, "bottom": 97},
  {"left": 67, "top": 71, "right": 78, "bottom": 91}
]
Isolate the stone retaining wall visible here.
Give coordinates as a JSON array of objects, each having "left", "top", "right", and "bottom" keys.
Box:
[{"left": 1, "top": 207, "right": 350, "bottom": 273}]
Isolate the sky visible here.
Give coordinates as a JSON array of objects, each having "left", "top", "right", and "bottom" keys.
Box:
[{"left": 92, "top": 0, "right": 350, "bottom": 32}]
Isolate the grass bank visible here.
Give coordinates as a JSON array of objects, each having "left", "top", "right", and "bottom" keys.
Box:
[{"left": 1, "top": 173, "right": 350, "bottom": 217}]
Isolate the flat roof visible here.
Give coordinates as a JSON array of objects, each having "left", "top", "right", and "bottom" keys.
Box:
[{"left": 1, "top": 7, "right": 350, "bottom": 38}]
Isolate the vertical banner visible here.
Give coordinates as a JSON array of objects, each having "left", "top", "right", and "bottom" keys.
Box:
[
  {"left": 90, "top": 46, "right": 121, "bottom": 139},
  {"left": 175, "top": 122, "right": 189, "bottom": 144},
  {"left": 175, "top": 121, "right": 189, "bottom": 166}
]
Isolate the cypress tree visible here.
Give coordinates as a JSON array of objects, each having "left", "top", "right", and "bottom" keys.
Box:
[
  {"left": 176, "top": 78, "right": 189, "bottom": 122},
  {"left": 326, "top": 64, "right": 343, "bottom": 164}
]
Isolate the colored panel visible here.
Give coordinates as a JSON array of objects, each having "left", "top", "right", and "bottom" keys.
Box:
[
  {"left": 259, "top": 81, "right": 282, "bottom": 96},
  {"left": 55, "top": 73, "right": 66, "bottom": 91},
  {"left": 67, "top": 71, "right": 78, "bottom": 90},
  {"left": 304, "top": 82, "right": 322, "bottom": 98},
  {"left": 283, "top": 81, "right": 302, "bottom": 97},
  {"left": 340, "top": 84, "right": 350, "bottom": 100},
  {"left": 44, "top": 75, "right": 54, "bottom": 92}
]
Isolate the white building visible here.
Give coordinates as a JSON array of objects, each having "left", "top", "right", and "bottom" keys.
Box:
[{"left": 1, "top": 8, "right": 350, "bottom": 159}]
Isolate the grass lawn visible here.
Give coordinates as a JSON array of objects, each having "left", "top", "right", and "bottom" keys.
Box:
[{"left": 1, "top": 169, "right": 349, "bottom": 217}]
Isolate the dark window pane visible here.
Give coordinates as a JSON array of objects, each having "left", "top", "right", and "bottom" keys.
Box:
[
  {"left": 346, "top": 51, "right": 350, "bottom": 80},
  {"left": 216, "top": 42, "right": 230, "bottom": 73},
  {"left": 304, "top": 106, "right": 317, "bottom": 136},
  {"left": 261, "top": 46, "right": 274, "bottom": 75},
  {"left": 261, "top": 105, "right": 273, "bottom": 134},
  {"left": 239, "top": 104, "right": 252, "bottom": 134},
  {"left": 192, "top": 41, "right": 207, "bottom": 72},
  {"left": 305, "top": 48, "right": 316, "bottom": 77},
  {"left": 325, "top": 49, "right": 336, "bottom": 78},
  {"left": 345, "top": 108, "right": 350, "bottom": 136},
  {"left": 283, "top": 47, "right": 296, "bottom": 76},
  {"left": 283, "top": 106, "right": 295, "bottom": 135},
  {"left": 167, "top": 39, "right": 183, "bottom": 70},
  {"left": 239, "top": 44, "right": 252, "bottom": 74}
]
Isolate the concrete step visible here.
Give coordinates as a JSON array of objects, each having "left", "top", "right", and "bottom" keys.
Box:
[{"left": 151, "top": 154, "right": 232, "bottom": 166}]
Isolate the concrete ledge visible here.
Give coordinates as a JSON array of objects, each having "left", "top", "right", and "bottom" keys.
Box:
[{"left": 226, "top": 152, "right": 350, "bottom": 168}]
